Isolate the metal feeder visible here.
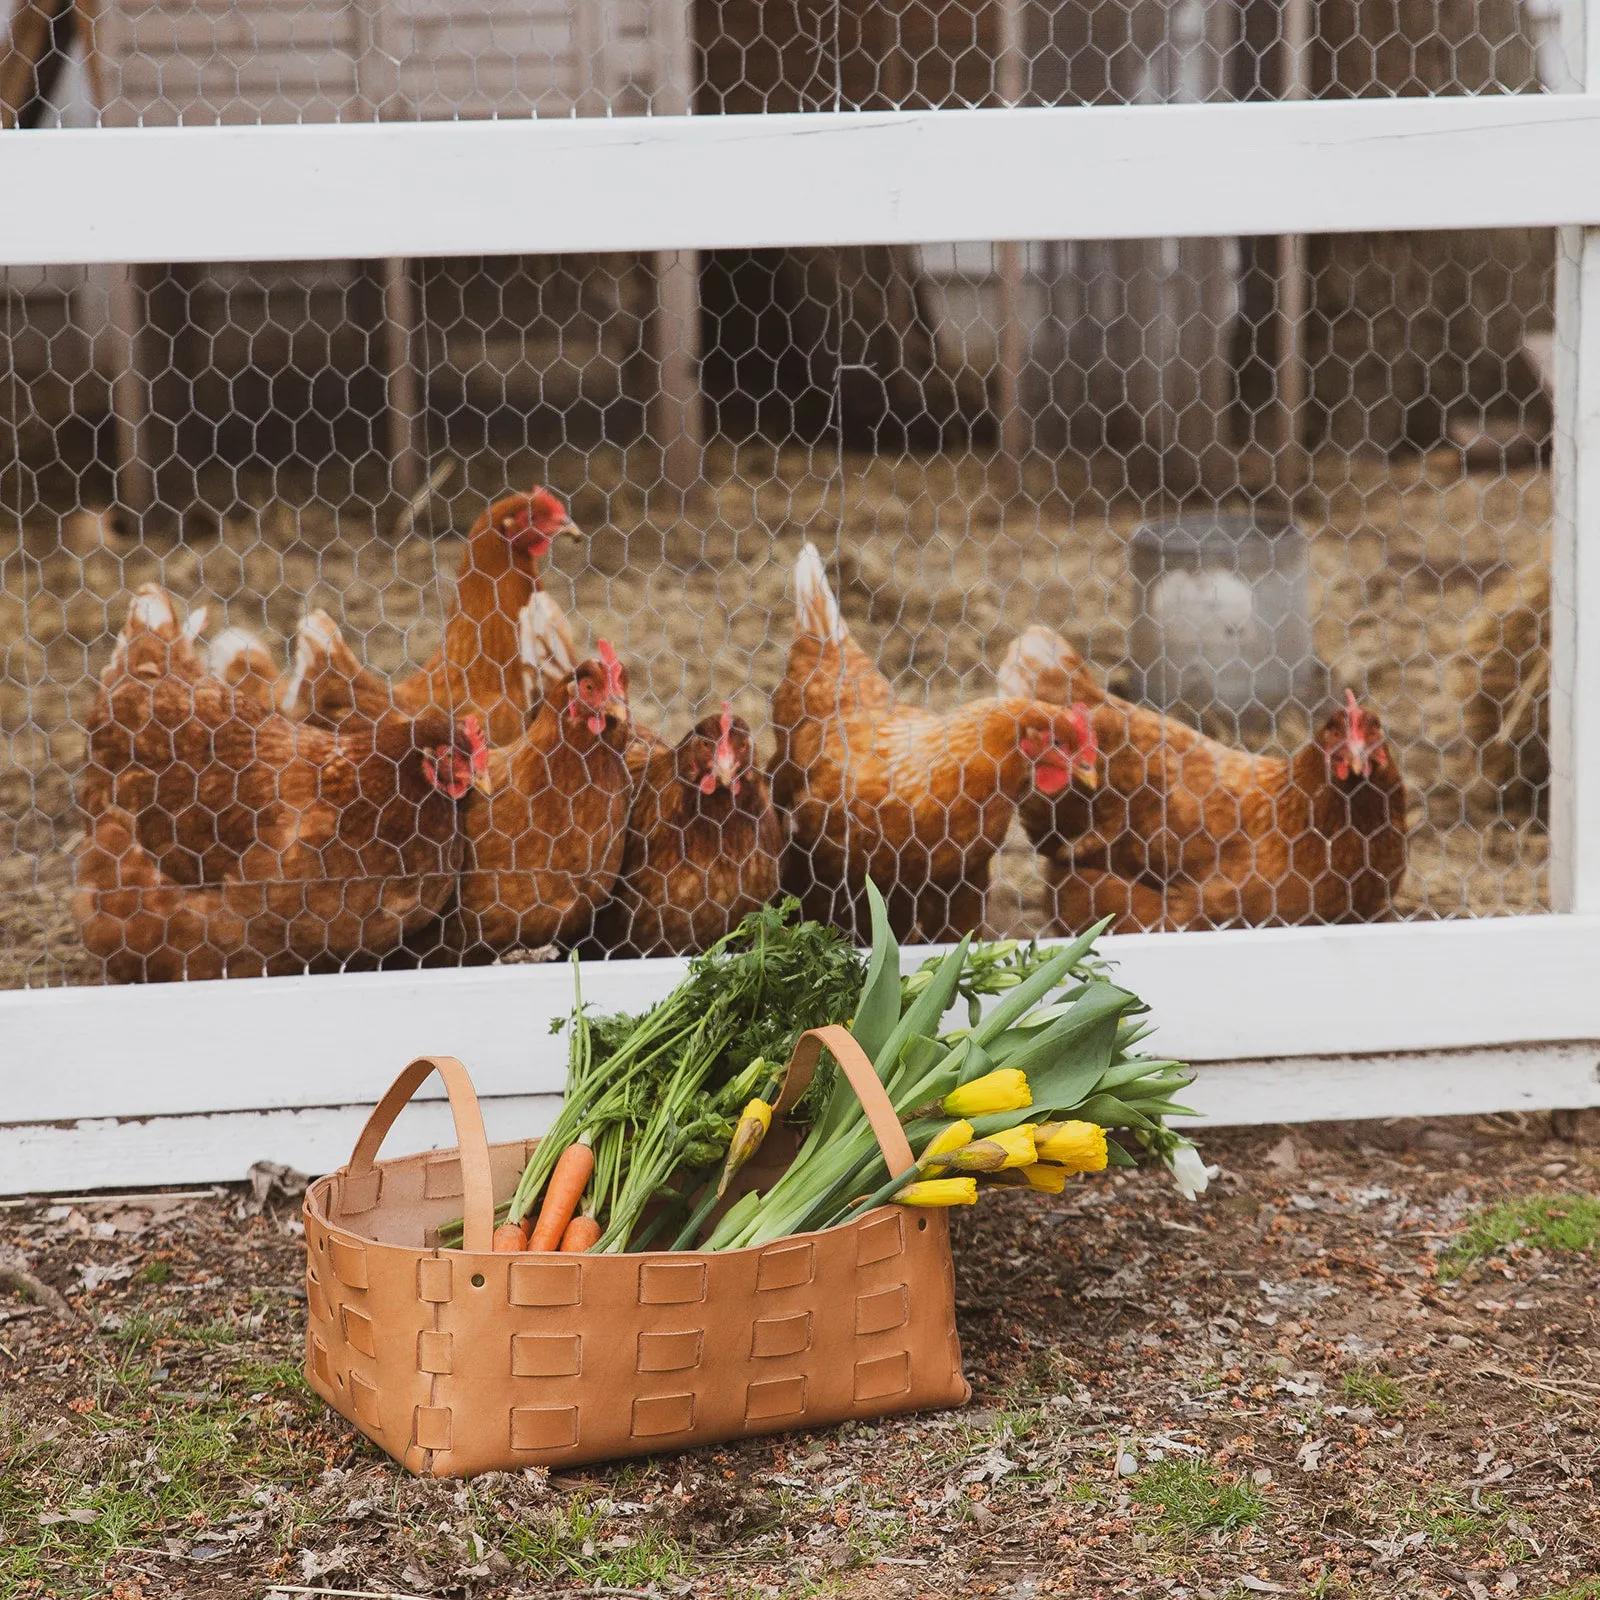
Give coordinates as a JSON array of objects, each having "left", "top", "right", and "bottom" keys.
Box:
[{"left": 1126, "top": 511, "right": 1327, "bottom": 742}]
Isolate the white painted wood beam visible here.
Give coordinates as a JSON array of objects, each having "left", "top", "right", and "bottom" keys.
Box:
[{"left": 7, "top": 98, "right": 1600, "bottom": 267}]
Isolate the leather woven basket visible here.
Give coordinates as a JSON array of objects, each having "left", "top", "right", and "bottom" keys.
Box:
[{"left": 303, "top": 1026, "right": 971, "bottom": 1476}]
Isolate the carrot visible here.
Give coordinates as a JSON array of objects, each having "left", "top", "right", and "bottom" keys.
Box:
[
  {"left": 558, "top": 1215, "right": 602, "bottom": 1253},
  {"left": 527, "top": 1135, "right": 595, "bottom": 1251},
  {"left": 492, "top": 1220, "right": 530, "bottom": 1252}
]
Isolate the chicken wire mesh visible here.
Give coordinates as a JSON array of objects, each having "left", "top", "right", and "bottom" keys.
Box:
[{"left": 0, "top": 0, "right": 1562, "bottom": 985}]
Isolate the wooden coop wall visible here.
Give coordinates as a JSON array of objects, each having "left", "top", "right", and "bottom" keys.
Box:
[
  {"left": 0, "top": 0, "right": 1559, "bottom": 508},
  {"left": 65, "top": 0, "right": 694, "bottom": 509}
]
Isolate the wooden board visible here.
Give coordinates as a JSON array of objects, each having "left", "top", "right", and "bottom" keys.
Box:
[
  {"left": 6, "top": 919, "right": 1600, "bottom": 1193},
  {"left": 9, "top": 98, "right": 1600, "bottom": 267}
]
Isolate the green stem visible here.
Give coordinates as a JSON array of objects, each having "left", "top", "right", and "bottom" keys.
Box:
[
  {"left": 667, "top": 1183, "right": 725, "bottom": 1251},
  {"left": 825, "top": 1164, "right": 925, "bottom": 1228}
]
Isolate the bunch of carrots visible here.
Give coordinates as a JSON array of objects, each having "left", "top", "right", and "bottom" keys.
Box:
[{"left": 472, "top": 889, "right": 1208, "bottom": 1257}]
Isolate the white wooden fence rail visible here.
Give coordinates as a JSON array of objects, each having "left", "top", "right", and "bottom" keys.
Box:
[
  {"left": 7, "top": 100, "right": 1600, "bottom": 267},
  {"left": 3, "top": 95, "right": 1600, "bottom": 1191}
]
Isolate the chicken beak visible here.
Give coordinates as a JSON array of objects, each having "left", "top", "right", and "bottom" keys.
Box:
[
  {"left": 606, "top": 697, "right": 632, "bottom": 728},
  {"left": 559, "top": 518, "right": 583, "bottom": 541},
  {"left": 471, "top": 765, "right": 496, "bottom": 797},
  {"left": 711, "top": 741, "right": 741, "bottom": 791},
  {"left": 1074, "top": 760, "right": 1099, "bottom": 791}
]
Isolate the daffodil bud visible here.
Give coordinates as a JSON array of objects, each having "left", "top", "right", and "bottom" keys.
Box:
[
  {"left": 916, "top": 1119, "right": 976, "bottom": 1174},
  {"left": 894, "top": 1178, "right": 978, "bottom": 1208},
  {"left": 941, "top": 1068, "right": 1032, "bottom": 1119},
  {"left": 942, "top": 1124, "right": 1038, "bottom": 1173},
  {"left": 1034, "top": 1120, "right": 1109, "bottom": 1174},
  {"left": 714, "top": 1097, "right": 774, "bottom": 1198}
]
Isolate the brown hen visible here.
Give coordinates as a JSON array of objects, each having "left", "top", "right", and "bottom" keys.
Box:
[
  {"left": 75, "top": 585, "right": 488, "bottom": 981},
  {"left": 772, "top": 545, "right": 1098, "bottom": 943},
  {"left": 997, "top": 625, "right": 1409, "bottom": 932},
  {"left": 591, "top": 703, "right": 783, "bottom": 957}
]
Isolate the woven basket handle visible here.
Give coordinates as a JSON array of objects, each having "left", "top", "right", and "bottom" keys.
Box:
[
  {"left": 770, "top": 1025, "right": 916, "bottom": 1177},
  {"left": 346, "top": 1055, "right": 497, "bottom": 1255}
]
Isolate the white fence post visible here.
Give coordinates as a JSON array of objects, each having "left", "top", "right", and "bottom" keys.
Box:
[{"left": 1551, "top": 0, "right": 1600, "bottom": 914}]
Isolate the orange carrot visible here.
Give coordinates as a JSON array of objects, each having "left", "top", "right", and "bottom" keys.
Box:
[
  {"left": 527, "top": 1137, "right": 595, "bottom": 1251},
  {"left": 492, "top": 1220, "right": 530, "bottom": 1252},
  {"left": 558, "top": 1215, "right": 602, "bottom": 1253}
]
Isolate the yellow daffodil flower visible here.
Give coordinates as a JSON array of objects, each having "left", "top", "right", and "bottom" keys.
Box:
[
  {"left": 1034, "top": 1121, "right": 1109, "bottom": 1174},
  {"left": 941, "top": 1068, "right": 1032, "bottom": 1119},
  {"left": 943, "top": 1123, "right": 1038, "bottom": 1173},
  {"left": 894, "top": 1178, "right": 978, "bottom": 1208}
]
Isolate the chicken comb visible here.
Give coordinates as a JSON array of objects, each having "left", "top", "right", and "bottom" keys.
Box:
[
  {"left": 597, "top": 638, "right": 627, "bottom": 699},
  {"left": 461, "top": 714, "right": 489, "bottom": 769},
  {"left": 718, "top": 700, "right": 734, "bottom": 741}
]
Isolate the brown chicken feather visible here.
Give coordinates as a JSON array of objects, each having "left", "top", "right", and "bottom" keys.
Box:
[
  {"left": 591, "top": 703, "right": 782, "bottom": 957},
  {"left": 75, "top": 585, "right": 487, "bottom": 981},
  {"left": 998, "top": 626, "right": 1409, "bottom": 932},
  {"left": 773, "top": 546, "right": 1098, "bottom": 943}
]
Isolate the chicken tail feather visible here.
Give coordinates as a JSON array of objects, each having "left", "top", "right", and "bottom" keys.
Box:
[
  {"left": 207, "top": 626, "right": 279, "bottom": 688},
  {"left": 110, "top": 583, "right": 186, "bottom": 675},
  {"left": 794, "top": 542, "right": 846, "bottom": 643}
]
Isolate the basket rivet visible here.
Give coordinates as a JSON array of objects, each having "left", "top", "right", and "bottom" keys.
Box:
[{"left": 471, "top": 1273, "right": 485, "bottom": 1288}]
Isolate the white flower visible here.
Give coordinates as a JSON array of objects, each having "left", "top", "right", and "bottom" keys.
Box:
[{"left": 1168, "top": 1141, "right": 1218, "bottom": 1201}]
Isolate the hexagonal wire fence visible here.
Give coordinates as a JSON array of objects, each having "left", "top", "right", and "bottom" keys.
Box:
[{"left": 0, "top": 0, "right": 1564, "bottom": 988}]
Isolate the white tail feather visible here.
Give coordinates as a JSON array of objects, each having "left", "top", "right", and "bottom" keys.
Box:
[
  {"left": 181, "top": 605, "right": 208, "bottom": 642},
  {"left": 518, "top": 591, "right": 578, "bottom": 692},
  {"left": 111, "top": 584, "right": 178, "bottom": 671},
  {"left": 125, "top": 584, "right": 178, "bottom": 637},
  {"left": 793, "top": 542, "right": 845, "bottom": 643},
  {"left": 280, "top": 609, "right": 341, "bottom": 709}
]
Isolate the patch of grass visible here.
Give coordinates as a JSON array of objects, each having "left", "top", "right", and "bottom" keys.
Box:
[
  {"left": 0, "top": 1365, "right": 320, "bottom": 1598},
  {"left": 845, "top": 1513, "right": 910, "bottom": 1563},
  {"left": 111, "top": 1309, "right": 174, "bottom": 1354},
  {"left": 1393, "top": 1488, "right": 1522, "bottom": 1559},
  {"left": 230, "top": 1357, "right": 309, "bottom": 1396},
  {"left": 178, "top": 1318, "right": 241, "bottom": 1347},
  {"left": 1533, "top": 1583, "right": 1600, "bottom": 1600},
  {"left": 135, "top": 1259, "right": 171, "bottom": 1286},
  {"left": 1439, "top": 1193, "right": 1600, "bottom": 1281},
  {"left": 1131, "top": 1460, "right": 1267, "bottom": 1536},
  {"left": 501, "top": 1494, "right": 686, "bottom": 1587},
  {"left": 1342, "top": 1367, "right": 1405, "bottom": 1417}
]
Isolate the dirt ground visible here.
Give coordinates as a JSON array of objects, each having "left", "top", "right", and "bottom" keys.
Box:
[
  {"left": 1, "top": 1115, "right": 1596, "bottom": 1599},
  {"left": 0, "top": 443, "right": 1550, "bottom": 986}
]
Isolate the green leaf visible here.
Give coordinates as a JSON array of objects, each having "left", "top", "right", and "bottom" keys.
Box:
[
  {"left": 875, "top": 936, "right": 971, "bottom": 1091},
  {"left": 1096, "top": 1058, "right": 1191, "bottom": 1094},
  {"left": 1129, "top": 1099, "right": 1200, "bottom": 1120},
  {"left": 850, "top": 878, "right": 901, "bottom": 1065},
  {"left": 1104, "top": 1138, "right": 1138, "bottom": 1169},
  {"left": 1074, "top": 1093, "right": 1159, "bottom": 1132},
  {"left": 897, "top": 1032, "right": 946, "bottom": 1082},
  {"left": 953, "top": 1038, "right": 994, "bottom": 1089}
]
